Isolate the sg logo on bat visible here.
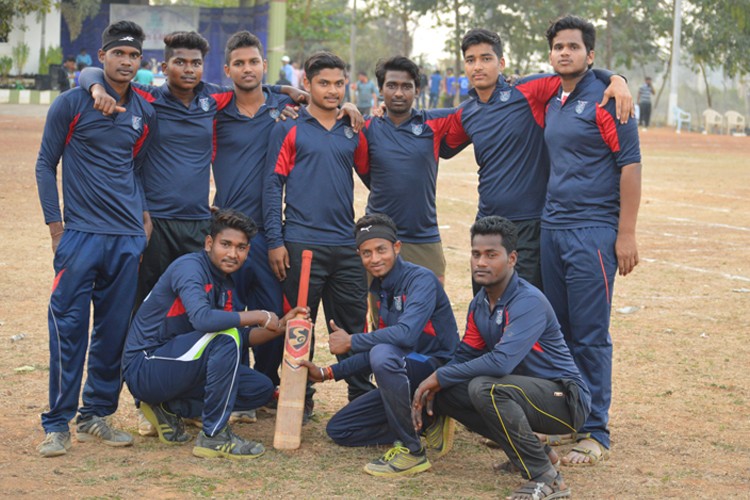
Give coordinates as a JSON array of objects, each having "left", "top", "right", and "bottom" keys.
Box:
[{"left": 283, "top": 319, "right": 311, "bottom": 369}]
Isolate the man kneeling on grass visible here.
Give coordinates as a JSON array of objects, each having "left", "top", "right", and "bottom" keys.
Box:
[
  {"left": 301, "top": 213, "right": 459, "bottom": 476},
  {"left": 412, "top": 216, "right": 591, "bottom": 499},
  {"left": 122, "top": 209, "right": 308, "bottom": 459}
]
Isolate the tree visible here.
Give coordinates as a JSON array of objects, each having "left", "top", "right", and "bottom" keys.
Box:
[
  {"left": 682, "top": 0, "right": 750, "bottom": 107},
  {"left": 0, "top": 0, "right": 54, "bottom": 40},
  {"left": 285, "top": 0, "right": 350, "bottom": 63},
  {"left": 59, "top": 0, "right": 101, "bottom": 42}
]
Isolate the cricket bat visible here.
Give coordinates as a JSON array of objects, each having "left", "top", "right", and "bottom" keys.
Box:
[{"left": 273, "top": 249, "right": 313, "bottom": 450}]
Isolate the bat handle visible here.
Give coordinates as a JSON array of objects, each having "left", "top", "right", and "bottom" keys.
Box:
[{"left": 297, "top": 250, "right": 313, "bottom": 309}]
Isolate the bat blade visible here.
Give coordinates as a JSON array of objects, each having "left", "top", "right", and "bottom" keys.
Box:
[{"left": 273, "top": 250, "right": 313, "bottom": 450}]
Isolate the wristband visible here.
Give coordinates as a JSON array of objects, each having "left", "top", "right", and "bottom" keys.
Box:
[
  {"left": 50, "top": 231, "right": 64, "bottom": 237},
  {"left": 319, "top": 367, "right": 325, "bottom": 382},
  {"left": 261, "top": 310, "right": 272, "bottom": 329},
  {"left": 325, "top": 366, "right": 334, "bottom": 381}
]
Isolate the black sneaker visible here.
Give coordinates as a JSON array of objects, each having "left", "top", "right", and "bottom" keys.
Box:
[
  {"left": 192, "top": 426, "right": 265, "bottom": 460},
  {"left": 140, "top": 402, "right": 191, "bottom": 445},
  {"left": 302, "top": 397, "right": 315, "bottom": 425}
]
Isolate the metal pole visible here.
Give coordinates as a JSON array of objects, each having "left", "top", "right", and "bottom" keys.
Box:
[
  {"left": 349, "top": 0, "right": 357, "bottom": 103},
  {"left": 667, "top": 0, "right": 682, "bottom": 126},
  {"left": 268, "top": 0, "right": 287, "bottom": 85}
]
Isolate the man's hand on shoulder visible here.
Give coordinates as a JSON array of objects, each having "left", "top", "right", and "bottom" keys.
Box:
[{"left": 600, "top": 75, "right": 634, "bottom": 124}]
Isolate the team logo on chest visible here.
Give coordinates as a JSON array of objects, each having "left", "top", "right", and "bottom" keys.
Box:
[
  {"left": 131, "top": 115, "right": 142, "bottom": 131},
  {"left": 344, "top": 126, "right": 354, "bottom": 139},
  {"left": 199, "top": 97, "right": 210, "bottom": 112},
  {"left": 499, "top": 90, "right": 511, "bottom": 102},
  {"left": 269, "top": 108, "right": 280, "bottom": 120},
  {"left": 394, "top": 295, "right": 403, "bottom": 311},
  {"left": 411, "top": 123, "right": 423, "bottom": 136},
  {"left": 495, "top": 308, "right": 504, "bottom": 325},
  {"left": 575, "top": 100, "right": 588, "bottom": 114}
]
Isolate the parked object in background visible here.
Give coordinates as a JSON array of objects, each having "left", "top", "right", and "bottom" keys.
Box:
[
  {"left": 672, "top": 106, "right": 691, "bottom": 134},
  {"left": 702, "top": 108, "right": 723, "bottom": 134},
  {"left": 724, "top": 111, "right": 746, "bottom": 136}
]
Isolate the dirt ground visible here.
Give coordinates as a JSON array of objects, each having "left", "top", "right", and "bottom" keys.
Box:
[{"left": 0, "top": 105, "right": 748, "bottom": 499}]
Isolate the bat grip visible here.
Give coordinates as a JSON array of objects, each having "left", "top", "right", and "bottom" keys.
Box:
[{"left": 297, "top": 250, "right": 313, "bottom": 309}]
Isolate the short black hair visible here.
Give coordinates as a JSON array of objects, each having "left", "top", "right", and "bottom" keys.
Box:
[
  {"left": 225, "top": 30, "right": 264, "bottom": 65},
  {"left": 164, "top": 31, "right": 210, "bottom": 61},
  {"left": 470, "top": 216, "right": 518, "bottom": 254},
  {"left": 304, "top": 51, "right": 346, "bottom": 81},
  {"left": 375, "top": 56, "right": 421, "bottom": 90},
  {"left": 210, "top": 208, "right": 258, "bottom": 241},
  {"left": 64, "top": 56, "right": 76, "bottom": 63},
  {"left": 140, "top": 60, "right": 150, "bottom": 69},
  {"left": 546, "top": 15, "right": 596, "bottom": 54},
  {"left": 102, "top": 20, "right": 146, "bottom": 49},
  {"left": 355, "top": 213, "right": 398, "bottom": 235},
  {"left": 461, "top": 29, "right": 503, "bottom": 59}
]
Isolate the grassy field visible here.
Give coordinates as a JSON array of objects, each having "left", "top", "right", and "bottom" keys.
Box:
[{"left": 0, "top": 105, "right": 748, "bottom": 498}]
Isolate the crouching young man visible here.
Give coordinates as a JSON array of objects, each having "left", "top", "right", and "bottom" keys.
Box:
[
  {"left": 300, "top": 214, "right": 459, "bottom": 477},
  {"left": 122, "top": 209, "right": 308, "bottom": 459},
  {"left": 412, "top": 216, "right": 591, "bottom": 499}
]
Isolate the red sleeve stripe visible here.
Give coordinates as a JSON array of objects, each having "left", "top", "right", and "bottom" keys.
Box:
[
  {"left": 224, "top": 289, "right": 233, "bottom": 311},
  {"left": 425, "top": 115, "right": 452, "bottom": 161},
  {"left": 167, "top": 297, "right": 186, "bottom": 317},
  {"left": 133, "top": 124, "right": 149, "bottom": 158},
  {"left": 516, "top": 76, "right": 560, "bottom": 128},
  {"left": 211, "top": 91, "right": 234, "bottom": 111},
  {"left": 596, "top": 105, "right": 620, "bottom": 153},
  {"left": 133, "top": 86, "right": 156, "bottom": 103},
  {"left": 532, "top": 341, "right": 543, "bottom": 352},
  {"left": 354, "top": 129, "right": 370, "bottom": 175},
  {"left": 282, "top": 294, "right": 292, "bottom": 314},
  {"left": 443, "top": 107, "right": 470, "bottom": 149},
  {"left": 274, "top": 126, "right": 297, "bottom": 176},
  {"left": 65, "top": 113, "right": 81, "bottom": 146},
  {"left": 422, "top": 320, "right": 437, "bottom": 337},
  {"left": 462, "top": 311, "right": 486, "bottom": 350}
]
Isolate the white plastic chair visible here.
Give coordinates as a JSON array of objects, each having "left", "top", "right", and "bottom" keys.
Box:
[
  {"left": 673, "top": 106, "right": 691, "bottom": 133},
  {"left": 724, "top": 111, "right": 746, "bottom": 135},
  {"left": 702, "top": 108, "right": 723, "bottom": 134}
]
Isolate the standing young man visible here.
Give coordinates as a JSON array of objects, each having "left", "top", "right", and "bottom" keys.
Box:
[
  {"left": 124, "top": 209, "right": 308, "bottom": 459},
  {"left": 637, "top": 76, "right": 654, "bottom": 129},
  {"left": 301, "top": 214, "right": 459, "bottom": 477},
  {"left": 358, "top": 56, "right": 468, "bottom": 284},
  {"left": 428, "top": 69, "right": 442, "bottom": 109},
  {"left": 212, "top": 31, "right": 295, "bottom": 415},
  {"left": 35, "top": 20, "right": 156, "bottom": 457},
  {"left": 264, "top": 52, "right": 374, "bottom": 405},
  {"left": 354, "top": 71, "right": 379, "bottom": 116},
  {"left": 543, "top": 15, "right": 641, "bottom": 466},
  {"left": 448, "top": 29, "right": 632, "bottom": 292},
  {"left": 412, "top": 216, "right": 591, "bottom": 500}
]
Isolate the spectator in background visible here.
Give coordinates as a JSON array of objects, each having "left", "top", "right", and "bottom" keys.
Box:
[
  {"left": 57, "top": 57, "right": 77, "bottom": 91},
  {"left": 281, "top": 55, "right": 294, "bottom": 83},
  {"left": 354, "top": 71, "right": 379, "bottom": 115},
  {"left": 429, "top": 69, "right": 441, "bottom": 109},
  {"left": 442, "top": 68, "right": 456, "bottom": 107},
  {"left": 458, "top": 71, "right": 470, "bottom": 102},
  {"left": 74, "top": 63, "right": 85, "bottom": 88},
  {"left": 75, "top": 48, "right": 92, "bottom": 68},
  {"left": 291, "top": 61, "right": 301, "bottom": 88},
  {"left": 418, "top": 67, "right": 429, "bottom": 109},
  {"left": 134, "top": 60, "right": 154, "bottom": 85},
  {"left": 637, "top": 76, "right": 654, "bottom": 130},
  {"left": 275, "top": 69, "right": 291, "bottom": 86}
]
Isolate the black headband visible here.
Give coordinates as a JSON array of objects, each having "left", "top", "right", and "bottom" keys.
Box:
[
  {"left": 102, "top": 34, "right": 142, "bottom": 53},
  {"left": 355, "top": 223, "right": 398, "bottom": 248}
]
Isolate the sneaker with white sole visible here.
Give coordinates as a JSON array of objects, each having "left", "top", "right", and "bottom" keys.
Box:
[
  {"left": 363, "top": 441, "right": 431, "bottom": 477},
  {"left": 229, "top": 409, "right": 257, "bottom": 424},
  {"left": 192, "top": 426, "right": 265, "bottom": 460},
  {"left": 140, "top": 402, "right": 191, "bottom": 445},
  {"left": 75, "top": 415, "right": 133, "bottom": 447},
  {"left": 37, "top": 431, "right": 72, "bottom": 457}
]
